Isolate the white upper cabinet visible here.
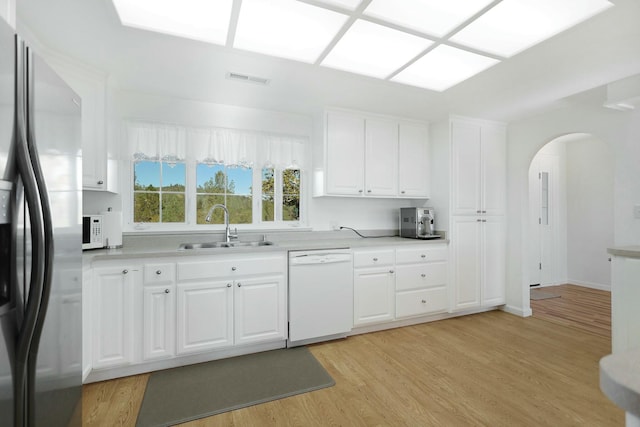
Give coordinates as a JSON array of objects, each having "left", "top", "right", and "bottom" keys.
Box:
[
  {"left": 326, "top": 111, "right": 366, "bottom": 196},
  {"left": 451, "top": 118, "right": 505, "bottom": 216},
  {"left": 317, "top": 109, "right": 429, "bottom": 199},
  {"left": 398, "top": 121, "right": 430, "bottom": 198},
  {"left": 365, "top": 118, "right": 398, "bottom": 196}
]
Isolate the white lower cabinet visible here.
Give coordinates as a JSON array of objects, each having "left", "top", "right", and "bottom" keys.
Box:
[
  {"left": 234, "top": 276, "right": 286, "bottom": 345},
  {"left": 176, "top": 280, "right": 233, "bottom": 355},
  {"left": 92, "top": 266, "right": 137, "bottom": 369},
  {"left": 451, "top": 216, "right": 506, "bottom": 311},
  {"left": 143, "top": 286, "right": 176, "bottom": 360},
  {"left": 353, "top": 267, "right": 396, "bottom": 326}
]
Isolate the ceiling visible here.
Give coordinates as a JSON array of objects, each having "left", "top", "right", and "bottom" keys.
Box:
[{"left": 15, "top": 0, "right": 640, "bottom": 123}]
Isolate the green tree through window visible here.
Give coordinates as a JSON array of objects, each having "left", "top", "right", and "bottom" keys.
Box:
[
  {"left": 133, "top": 161, "right": 185, "bottom": 223},
  {"left": 196, "top": 164, "right": 253, "bottom": 224}
]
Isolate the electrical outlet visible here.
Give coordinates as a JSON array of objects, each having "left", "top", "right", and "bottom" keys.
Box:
[{"left": 634, "top": 205, "right": 640, "bottom": 219}]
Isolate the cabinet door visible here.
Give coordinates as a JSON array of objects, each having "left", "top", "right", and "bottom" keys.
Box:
[
  {"left": 398, "top": 122, "right": 429, "bottom": 197},
  {"left": 92, "top": 267, "right": 136, "bottom": 369},
  {"left": 82, "top": 268, "right": 92, "bottom": 378},
  {"left": 481, "top": 217, "right": 506, "bottom": 306},
  {"left": 481, "top": 125, "right": 506, "bottom": 215},
  {"left": 234, "top": 276, "right": 286, "bottom": 345},
  {"left": 176, "top": 281, "right": 233, "bottom": 355},
  {"left": 365, "top": 118, "right": 398, "bottom": 196},
  {"left": 143, "top": 286, "right": 176, "bottom": 360},
  {"left": 451, "top": 217, "right": 481, "bottom": 310},
  {"left": 451, "top": 121, "right": 481, "bottom": 215},
  {"left": 326, "top": 111, "right": 365, "bottom": 195},
  {"left": 354, "top": 267, "right": 395, "bottom": 326}
]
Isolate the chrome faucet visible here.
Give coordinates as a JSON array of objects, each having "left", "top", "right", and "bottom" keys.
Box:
[{"left": 205, "top": 204, "right": 238, "bottom": 242}]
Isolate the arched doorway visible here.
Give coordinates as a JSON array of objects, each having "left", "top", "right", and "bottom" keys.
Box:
[{"left": 527, "top": 133, "right": 614, "bottom": 305}]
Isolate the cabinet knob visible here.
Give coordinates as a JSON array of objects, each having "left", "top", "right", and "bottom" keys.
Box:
[
  {"left": 608, "top": 257, "right": 612, "bottom": 262},
  {"left": 421, "top": 254, "right": 426, "bottom": 258},
  {"left": 164, "top": 289, "right": 170, "bottom": 294},
  {"left": 231, "top": 266, "right": 237, "bottom": 271},
  {"left": 482, "top": 210, "right": 487, "bottom": 213},
  {"left": 237, "top": 283, "right": 242, "bottom": 287},
  {"left": 421, "top": 273, "right": 426, "bottom": 278},
  {"left": 373, "top": 257, "right": 378, "bottom": 261},
  {"left": 389, "top": 270, "right": 394, "bottom": 274},
  {"left": 476, "top": 210, "right": 481, "bottom": 214},
  {"left": 477, "top": 219, "right": 482, "bottom": 222},
  {"left": 156, "top": 270, "right": 162, "bottom": 275},
  {"left": 97, "top": 180, "right": 104, "bottom": 185},
  {"left": 401, "top": 190, "right": 405, "bottom": 194},
  {"left": 481, "top": 219, "right": 487, "bottom": 223},
  {"left": 367, "top": 190, "right": 372, "bottom": 193},
  {"left": 227, "top": 283, "right": 232, "bottom": 288},
  {"left": 122, "top": 269, "right": 128, "bottom": 274},
  {"left": 358, "top": 189, "right": 363, "bottom": 193},
  {"left": 421, "top": 299, "right": 427, "bottom": 304}
]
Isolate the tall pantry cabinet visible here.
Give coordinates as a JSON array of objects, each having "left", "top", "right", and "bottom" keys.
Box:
[{"left": 449, "top": 117, "right": 507, "bottom": 311}]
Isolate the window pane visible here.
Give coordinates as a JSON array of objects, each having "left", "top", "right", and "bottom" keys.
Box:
[
  {"left": 262, "top": 195, "right": 274, "bottom": 222},
  {"left": 162, "top": 162, "right": 185, "bottom": 191},
  {"left": 283, "top": 194, "right": 299, "bottom": 221},
  {"left": 197, "top": 164, "right": 226, "bottom": 194},
  {"left": 283, "top": 169, "right": 300, "bottom": 221},
  {"left": 226, "top": 195, "right": 252, "bottom": 224},
  {"left": 262, "top": 168, "right": 275, "bottom": 195},
  {"left": 134, "top": 192, "right": 160, "bottom": 222},
  {"left": 162, "top": 193, "right": 185, "bottom": 222},
  {"left": 196, "top": 194, "right": 225, "bottom": 224},
  {"left": 134, "top": 161, "right": 160, "bottom": 191},
  {"left": 227, "top": 167, "right": 253, "bottom": 195}
]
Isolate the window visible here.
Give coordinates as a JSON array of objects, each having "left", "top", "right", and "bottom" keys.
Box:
[
  {"left": 283, "top": 169, "right": 300, "bottom": 221},
  {"left": 261, "top": 167, "right": 300, "bottom": 222},
  {"left": 133, "top": 160, "right": 186, "bottom": 223},
  {"left": 196, "top": 163, "right": 253, "bottom": 224}
]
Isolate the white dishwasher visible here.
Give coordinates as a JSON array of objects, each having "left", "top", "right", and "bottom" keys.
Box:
[{"left": 288, "top": 249, "right": 353, "bottom": 347}]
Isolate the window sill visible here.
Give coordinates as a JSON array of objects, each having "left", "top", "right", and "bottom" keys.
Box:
[{"left": 123, "top": 223, "right": 312, "bottom": 236}]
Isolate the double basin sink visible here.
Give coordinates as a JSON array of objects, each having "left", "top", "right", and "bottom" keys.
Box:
[{"left": 178, "top": 241, "right": 275, "bottom": 250}]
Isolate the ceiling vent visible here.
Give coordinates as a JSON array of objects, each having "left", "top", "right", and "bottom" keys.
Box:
[{"left": 226, "top": 72, "right": 270, "bottom": 85}]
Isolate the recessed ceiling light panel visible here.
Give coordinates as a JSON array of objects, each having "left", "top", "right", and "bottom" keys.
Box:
[
  {"left": 312, "top": 0, "right": 363, "bottom": 11},
  {"left": 321, "top": 20, "right": 433, "bottom": 79},
  {"left": 392, "top": 45, "right": 500, "bottom": 92},
  {"left": 112, "top": 0, "right": 233, "bottom": 45},
  {"left": 363, "top": 0, "right": 494, "bottom": 37},
  {"left": 450, "top": 0, "right": 613, "bottom": 57},
  {"left": 234, "top": 0, "right": 349, "bottom": 63}
]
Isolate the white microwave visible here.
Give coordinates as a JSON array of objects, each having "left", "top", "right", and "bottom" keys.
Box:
[{"left": 82, "top": 215, "right": 103, "bottom": 250}]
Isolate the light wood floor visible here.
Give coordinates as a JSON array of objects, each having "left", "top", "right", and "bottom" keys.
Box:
[
  {"left": 530, "top": 284, "right": 611, "bottom": 338},
  {"left": 84, "top": 288, "right": 621, "bottom": 426}
]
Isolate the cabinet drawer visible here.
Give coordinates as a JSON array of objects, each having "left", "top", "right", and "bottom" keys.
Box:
[
  {"left": 177, "top": 255, "right": 285, "bottom": 281},
  {"left": 396, "top": 287, "right": 447, "bottom": 318},
  {"left": 144, "top": 263, "right": 176, "bottom": 285},
  {"left": 395, "top": 262, "right": 447, "bottom": 291},
  {"left": 353, "top": 249, "right": 395, "bottom": 268},
  {"left": 396, "top": 245, "right": 448, "bottom": 264}
]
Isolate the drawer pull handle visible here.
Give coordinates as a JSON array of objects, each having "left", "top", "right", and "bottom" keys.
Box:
[
  {"left": 421, "top": 299, "right": 427, "bottom": 304},
  {"left": 373, "top": 257, "right": 378, "bottom": 262},
  {"left": 164, "top": 289, "right": 170, "bottom": 294},
  {"left": 232, "top": 266, "right": 237, "bottom": 271},
  {"left": 421, "top": 273, "right": 426, "bottom": 278},
  {"left": 122, "top": 269, "right": 128, "bottom": 275},
  {"left": 97, "top": 180, "right": 104, "bottom": 185},
  {"left": 421, "top": 254, "right": 426, "bottom": 258},
  {"left": 156, "top": 270, "right": 162, "bottom": 275},
  {"left": 227, "top": 283, "right": 232, "bottom": 288}
]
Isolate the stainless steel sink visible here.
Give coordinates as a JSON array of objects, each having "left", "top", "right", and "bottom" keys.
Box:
[{"left": 178, "top": 241, "right": 275, "bottom": 250}]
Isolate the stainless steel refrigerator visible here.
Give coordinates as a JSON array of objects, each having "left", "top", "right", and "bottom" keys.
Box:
[{"left": 0, "top": 16, "right": 82, "bottom": 427}]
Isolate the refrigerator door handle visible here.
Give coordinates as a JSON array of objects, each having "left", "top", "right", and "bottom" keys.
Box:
[{"left": 12, "top": 40, "right": 48, "bottom": 427}]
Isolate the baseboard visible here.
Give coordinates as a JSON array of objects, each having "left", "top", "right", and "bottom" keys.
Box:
[
  {"left": 502, "top": 305, "right": 532, "bottom": 317},
  {"left": 567, "top": 280, "right": 611, "bottom": 291}
]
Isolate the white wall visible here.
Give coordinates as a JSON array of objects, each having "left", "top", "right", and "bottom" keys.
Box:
[
  {"left": 566, "top": 136, "right": 614, "bottom": 289},
  {"left": 0, "top": 0, "right": 14, "bottom": 28},
  {"left": 506, "top": 104, "right": 640, "bottom": 316}
]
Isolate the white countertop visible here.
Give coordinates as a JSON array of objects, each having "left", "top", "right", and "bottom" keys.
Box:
[
  {"left": 84, "top": 234, "right": 448, "bottom": 265},
  {"left": 608, "top": 246, "right": 640, "bottom": 259},
  {"left": 600, "top": 349, "right": 640, "bottom": 417}
]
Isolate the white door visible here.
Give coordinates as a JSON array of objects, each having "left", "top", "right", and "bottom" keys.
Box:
[
  {"left": 365, "top": 118, "right": 398, "bottom": 196},
  {"left": 451, "top": 121, "right": 481, "bottom": 215},
  {"left": 529, "top": 155, "right": 556, "bottom": 286},
  {"left": 398, "top": 121, "right": 429, "bottom": 197},
  {"left": 92, "top": 267, "right": 136, "bottom": 369},
  {"left": 326, "top": 111, "right": 365, "bottom": 195},
  {"left": 234, "top": 276, "right": 286, "bottom": 345},
  {"left": 143, "top": 286, "right": 176, "bottom": 360},
  {"left": 176, "top": 280, "right": 233, "bottom": 355},
  {"left": 482, "top": 217, "right": 506, "bottom": 306},
  {"left": 353, "top": 267, "right": 395, "bottom": 326},
  {"left": 451, "top": 217, "right": 481, "bottom": 310}
]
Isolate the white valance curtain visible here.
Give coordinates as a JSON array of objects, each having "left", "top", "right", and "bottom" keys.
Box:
[{"left": 125, "top": 121, "right": 307, "bottom": 169}]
